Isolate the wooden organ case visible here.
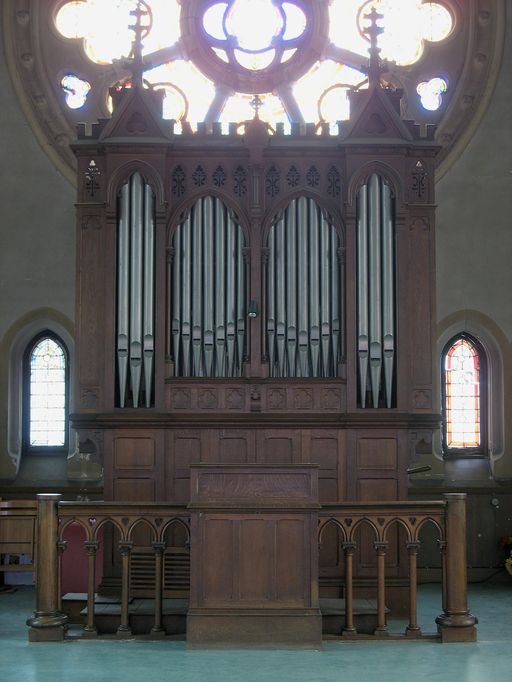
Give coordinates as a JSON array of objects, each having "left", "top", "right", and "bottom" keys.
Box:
[{"left": 71, "top": 62, "right": 439, "bottom": 644}]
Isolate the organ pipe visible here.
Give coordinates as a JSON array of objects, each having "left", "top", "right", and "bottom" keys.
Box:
[
  {"left": 266, "top": 197, "right": 342, "bottom": 378},
  {"left": 116, "top": 173, "right": 155, "bottom": 408},
  {"left": 129, "top": 173, "right": 143, "bottom": 407},
  {"left": 356, "top": 174, "right": 395, "bottom": 408},
  {"left": 170, "top": 196, "right": 246, "bottom": 377},
  {"left": 117, "top": 183, "right": 130, "bottom": 408}
]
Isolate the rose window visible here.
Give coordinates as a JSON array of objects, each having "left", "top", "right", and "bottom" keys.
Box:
[{"left": 4, "top": 0, "right": 504, "bottom": 179}]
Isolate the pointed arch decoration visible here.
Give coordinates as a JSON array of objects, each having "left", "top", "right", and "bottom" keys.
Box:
[
  {"left": 116, "top": 172, "right": 156, "bottom": 408},
  {"left": 169, "top": 195, "right": 247, "bottom": 377},
  {"left": 356, "top": 173, "right": 396, "bottom": 408},
  {"left": 265, "top": 196, "right": 343, "bottom": 378}
]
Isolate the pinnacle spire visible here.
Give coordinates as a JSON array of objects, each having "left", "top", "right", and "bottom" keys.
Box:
[
  {"left": 361, "top": 6, "right": 387, "bottom": 88},
  {"left": 128, "top": 1, "right": 152, "bottom": 89}
]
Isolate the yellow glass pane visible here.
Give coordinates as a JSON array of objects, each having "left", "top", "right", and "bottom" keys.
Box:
[
  {"left": 144, "top": 61, "right": 215, "bottom": 125},
  {"left": 220, "top": 92, "right": 288, "bottom": 128},
  {"left": 294, "top": 61, "right": 364, "bottom": 123}
]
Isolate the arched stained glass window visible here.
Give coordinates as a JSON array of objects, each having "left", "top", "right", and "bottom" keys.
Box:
[
  {"left": 24, "top": 334, "right": 68, "bottom": 450},
  {"left": 442, "top": 335, "right": 486, "bottom": 454}
]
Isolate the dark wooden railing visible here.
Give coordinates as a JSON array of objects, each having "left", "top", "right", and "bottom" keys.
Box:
[
  {"left": 5, "top": 493, "right": 476, "bottom": 642},
  {"left": 319, "top": 495, "right": 477, "bottom": 641}
]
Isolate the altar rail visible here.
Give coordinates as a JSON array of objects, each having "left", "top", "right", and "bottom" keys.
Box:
[{"left": 18, "top": 494, "right": 476, "bottom": 642}]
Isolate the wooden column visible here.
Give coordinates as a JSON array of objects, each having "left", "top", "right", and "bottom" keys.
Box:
[
  {"left": 373, "top": 542, "right": 389, "bottom": 636},
  {"left": 342, "top": 542, "right": 357, "bottom": 636},
  {"left": 83, "top": 541, "right": 99, "bottom": 636},
  {"left": 405, "top": 541, "right": 421, "bottom": 637},
  {"left": 436, "top": 493, "right": 477, "bottom": 642},
  {"left": 27, "top": 494, "right": 68, "bottom": 641},
  {"left": 151, "top": 542, "right": 166, "bottom": 636},
  {"left": 116, "top": 541, "right": 133, "bottom": 637}
]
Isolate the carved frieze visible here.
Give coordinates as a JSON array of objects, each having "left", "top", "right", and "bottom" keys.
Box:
[
  {"left": 412, "top": 389, "right": 432, "bottom": 410},
  {"left": 80, "top": 387, "right": 98, "bottom": 409}
]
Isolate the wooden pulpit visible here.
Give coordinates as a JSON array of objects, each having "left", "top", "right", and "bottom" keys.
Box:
[{"left": 187, "top": 464, "right": 321, "bottom": 647}]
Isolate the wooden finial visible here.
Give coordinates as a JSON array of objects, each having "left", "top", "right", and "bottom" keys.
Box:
[
  {"left": 362, "top": 6, "right": 386, "bottom": 87},
  {"left": 250, "top": 94, "right": 264, "bottom": 119},
  {"left": 128, "top": 1, "right": 151, "bottom": 89}
]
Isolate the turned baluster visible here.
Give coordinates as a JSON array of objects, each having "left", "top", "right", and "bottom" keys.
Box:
[
  {"left": 84, "top": 541, "right": 99, "bottom": 635},
  {"left": 151, "top": 542, "right": 166, "bottom": 636},
  {"left": 117, "top": 541, "right": 133, "bottom": 637},
  {"left": 374, "top": 542, "right": 388, "bottom": 636},
  {"left": 57, "top": 540, "right": 67, "bottom": 613},
  {"left": 342, "top": 542, "right": 357, "bottom": 636},
  {"left": 405, "top": 541, "right": 421, "bottom": 636}
]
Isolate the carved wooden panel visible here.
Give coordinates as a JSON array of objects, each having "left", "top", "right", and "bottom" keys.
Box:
[
  {"left": 307, "top": 430, "right": 344, "bottom": 502},
  {"left": 114, "top": 477, "right": 155, "bottom": 501},
  {"left": 408, "top": 215, "right": 434, "bottom": 391},
  {"left": 114, "top": 437, "right": 155, "bottom": 469},
  {"left": 210, "top": 430, "right": 256, "bottom": 464},
  {"left": 256, "top": 430, "right": 301, "bottom": 464},
  {"left": 105, "top": 431, "right": 164, "bottom": 501},
  {"left": 77, "top": 210, "right": 104, "bottom": 401},
  {"left": 166, "top": 430, "right": 209, "bottom": 502},
  {"left": 356, "top": 438, "right": 398, "bottom": 471},
  {"left": 165, "top": 382, "right": 345, "bottom": 413},
  {"left": 197, "top": 515, "right": 310, "bottom": 607}
]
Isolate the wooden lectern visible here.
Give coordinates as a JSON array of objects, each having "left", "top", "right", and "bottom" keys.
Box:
[{"left": 187, "top": 464, "right": 321, "bottom": 647}]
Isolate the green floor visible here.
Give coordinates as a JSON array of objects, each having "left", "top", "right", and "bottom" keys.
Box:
[{"left": 1, "top": 583, "right": 510, "bottom": 682}]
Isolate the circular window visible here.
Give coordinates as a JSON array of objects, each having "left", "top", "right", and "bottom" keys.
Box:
[{"left": 4, "top": 0, "right": 505, "bottom": 182}]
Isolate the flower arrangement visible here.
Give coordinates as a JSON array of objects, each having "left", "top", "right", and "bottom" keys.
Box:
[{"left": 498, "top": 536, "right": 512, "bottom": 576}]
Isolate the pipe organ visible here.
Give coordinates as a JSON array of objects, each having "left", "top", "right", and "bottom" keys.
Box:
[
  {"left": 73, "top": 81, "right": 439, "bottom": 623},
  {"left": 266, "top": 197, "right": 342, "bottom": 378},
  {"left": 170, "top": 197, "right": 246, "bottom": 378},
  {"left": 116, "top": 173, "right": 155, "bottom": 409},
  {"left": 356, "top": 174, "right": 396, "bottom": 408}
]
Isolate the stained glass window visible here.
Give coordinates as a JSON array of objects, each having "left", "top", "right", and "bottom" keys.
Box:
[
  {"left": 25, "top": 336, "right": 68, "bottom": 449},
  {"left": 52, "top": 0, "right": 455, "bottom": 127},
  {"left": 442, "top": 336, "right": 485, "bottom": 453}
]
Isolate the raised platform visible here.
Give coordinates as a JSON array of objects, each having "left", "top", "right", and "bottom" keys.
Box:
[{"left": 63, "top": 594, "right": 383, "bottom": 638}]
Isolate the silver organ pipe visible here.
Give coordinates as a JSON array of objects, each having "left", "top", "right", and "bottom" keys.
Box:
[
  {"left": 129, "top": 173, "right": 143, "bottom": 407},
  {"left": 267, "top": 224, "right": 276, "bottom": 373},
  {"left": 203, "top": 197, "right": 214, "bottom": 377},
  {"left": 276, "top": 214, "right": 287, "bottom": 376},
  {"left": 286, "top": 204, "right": 297, "bottom": 377},
  {"left": 297, "top": 198, "right": 309, "bottom": 377},
  {"left": 181, "top": 216, "right": 192, "bottom": 376},
  {"left": 143, "top": 184, "right": 155, "bottom": 408},
  {"left": 266, "top": 197, "right": 342, "bottom": 378},
  {"left": 171, "top": 197, "right": 246, "bottom": 377},
  {"left": 308, "top": 199, "right": 320, "bottom": 377},
  {"left": 331, "top": 225, "right": 341, "bottom": 373},
  {"left": 236, "top": 222, "right": 245, "bottom": 372},
  {"left": 356, "top": 174, "right": 396, "bottom": 408},
  {"left": 116, "top": 173, "right": 155, "bottom": 408},
  {"left": 381, "top": 183, "right": 395, "bottom": 408},
  {"left": 368, "top": 174, "right": 382, "bottom": 408},
  {"left": 117, "top": 183, "right": 130, "bottom": 407},
  {"left": 226, "top": 211, "right": 236, "bottom": 376},
  {"left": 192, "top": 199, "right": 203, "bottom": 376},
  {"left": 215, "top": 201, "right": 226, "bottom": 375},
  {"left": 357, "top": 185, "right": 369, "bottom": 407}
]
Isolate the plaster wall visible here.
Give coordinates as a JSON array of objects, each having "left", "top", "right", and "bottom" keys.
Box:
[
  {"left": 436, "top": 9, "right": 512, "bottom": 340},
  {"left": 0, "top": 20, "right": 74, "bottom": 479}
]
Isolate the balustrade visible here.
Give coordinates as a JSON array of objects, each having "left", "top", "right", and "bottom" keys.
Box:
[{"left": 15, "top": 494, "right": 477, "bottom": 643}]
